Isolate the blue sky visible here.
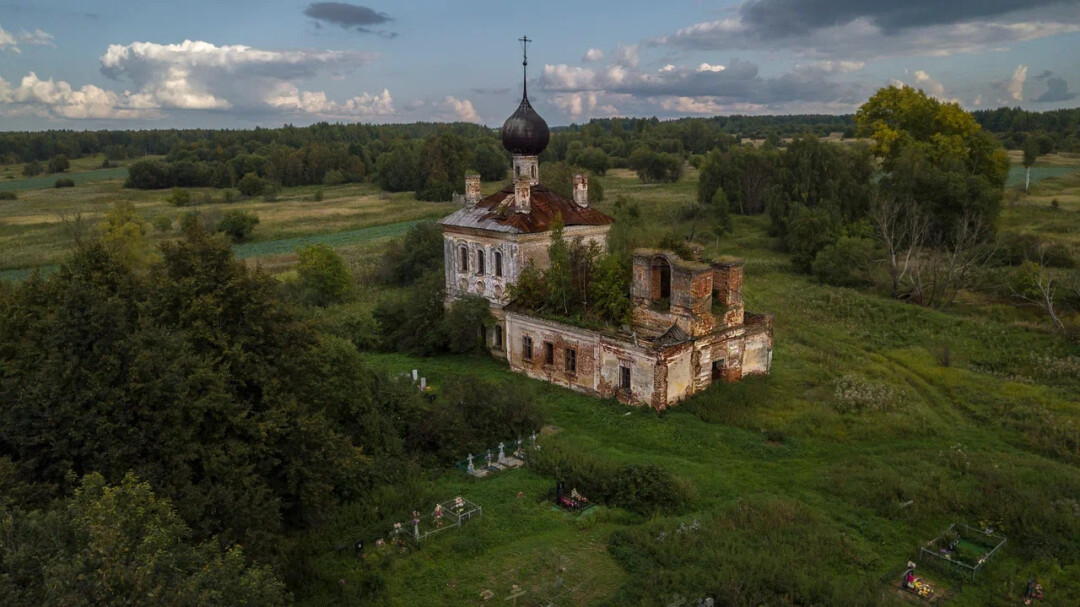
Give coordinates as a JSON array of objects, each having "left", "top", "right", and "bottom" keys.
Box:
[{"left": 0, "top": 0, "right": 1078, "bottom": 130}]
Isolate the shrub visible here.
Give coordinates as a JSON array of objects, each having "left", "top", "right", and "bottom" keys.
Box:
[
  {"left": 216, "top": 209, "right": 259, "bottom": 243},
  {"left": 313, "top": 189, "right": 324, "bottom": 202},
  {"left": 0, "top": 191, "right": 16, "bottom": 200},
  {"left": 236, "top": 172, "right": 264, "bottom": 197},
  {"left": 22, "top": 160, "right": 43, "bottom": 177},
  {"left": 296, "top": 244, "right": 353, "bottom": 306},
  {"left": 377, "top": 221, "right": 443, "bottom": 286},
  {"left": 200, "top": 191, "right": 213, "bottom": 206},
  {"left": 262, "top": 181, "right": 280, "bottom": 202},
  {"left": 152, "top": 215, "right": 173, "bottom": 232},
  {"left": 322, "top": 169, "right": 345, "bottom": 186},
  {"left": 167, "top": 187, "right": 191, "bottom": 207},
  {"left": 443, "top": 295, "right": 494, "bottom": 354},
  {"left": 54, "top": 178, "right": 75, "bottom": 188},
  {"left": 47, "top": 154, "right": 70, "bottom": 173},
  {"left": 223, "top": 189, "right": 239, "bottom": 203},
  {"left": 811, "top": 236, "right": 875, "bottom": 286}
]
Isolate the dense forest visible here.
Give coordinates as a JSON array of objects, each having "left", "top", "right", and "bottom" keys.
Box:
[{"left": 2, "top": 106, "right": 1076, "bottom": 202}]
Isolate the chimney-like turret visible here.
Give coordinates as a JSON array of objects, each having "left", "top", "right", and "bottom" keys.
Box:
[
  {"left": 573, "top": 173, "right": 589, "bottom": 207},
  {"left": 514, "top": 177, "right": 531, "bottom": 214},
  {"left": 464, "top": 173, "right": 481, "bottom": 206}
]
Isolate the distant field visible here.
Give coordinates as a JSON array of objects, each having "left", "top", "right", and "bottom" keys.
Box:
[
  {"left": 1005, "top": 164, "right": 1076, "bottom": 188},
  {"left": 0, "top": 167, "right": 129, "bottom": 192}
]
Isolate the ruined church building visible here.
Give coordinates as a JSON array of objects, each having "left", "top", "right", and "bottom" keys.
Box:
[{"left": 439, "top": 46, "right": 773, "bottom": 409}]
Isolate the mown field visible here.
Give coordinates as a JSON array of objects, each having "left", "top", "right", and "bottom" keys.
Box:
[
  {"left": 292, "top": 162, "right": 1080, "bottom": 606},
  {"left": 2, "top": 152, "right": 1079, "bottom": 605}
]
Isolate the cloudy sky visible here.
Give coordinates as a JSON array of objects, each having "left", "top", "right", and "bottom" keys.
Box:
[{"left": 0, "top": 0, "right": 1078, "bottom": 130}]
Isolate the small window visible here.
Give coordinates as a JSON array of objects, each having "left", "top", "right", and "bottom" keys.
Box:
[
  {"left": 544, "top": 342, "right": 554, "bottom": 365},
  {"left": 515, "top": 165, "right": 521, "bottom": 177},
  {"left": 522, "top": 336, "right": 533, "bottom": 361},
  {"left": 620, "top": 366, "right": 631, "bottom": 391},
  {"left": 494, "top": 251, "right": 503, "bottom": 277},
  {"left": 565, "top": 348, "right": 577, "bottom": 373},
  {"left": 494, "top": 325, "right": 503, "bottom": 348},
  {"left": 531, "top": 164, "right": 536, "bottom": 178},
  {"left": 477, "top": 250, "right": 485, "bottom": 275},
  {"left": 459, "top": 246, "right": 468, "bottom": 272}
]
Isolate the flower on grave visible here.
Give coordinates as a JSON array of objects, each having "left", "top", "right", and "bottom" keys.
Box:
[
  {"left": 412, "top": 510, "right": 421, "bottom": 525},
  {"left": 656, "top": 531, "right": 667, "bottom": 543},
  {"left": 376, "top": 539, "right": 384, "bottom": 547}
]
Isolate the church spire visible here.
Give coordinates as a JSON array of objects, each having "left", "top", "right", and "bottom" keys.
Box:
[{"left": 519, "top": 35, "right": 531, "bottom": 100}]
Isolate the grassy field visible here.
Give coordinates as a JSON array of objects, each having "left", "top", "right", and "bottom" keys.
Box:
[
  {"left": 288, "top": 164, "right": 1080, "bottom": 606},
  {"left": 2, "top": 152, "right": 1079, "bottom": 605}
]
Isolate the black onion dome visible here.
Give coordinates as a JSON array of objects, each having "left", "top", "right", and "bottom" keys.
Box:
[{"left": 501, "top": 96, "right": 549, "bottom": 156}]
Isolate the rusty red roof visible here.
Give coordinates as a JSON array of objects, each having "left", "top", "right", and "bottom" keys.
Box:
[{"left": 439, "top": 183, "right": 614, "bottom": 234}]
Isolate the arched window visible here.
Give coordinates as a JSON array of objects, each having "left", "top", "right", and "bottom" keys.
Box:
[
  {"left": 531, "top": 164, "right": 536, "bottom": 178},
  {"left": 459, "top": 245, "right": 469, "bottom": 272},
  {"left": 477, "top": 250, "right": 486, "bottom": 275},
  {"left": 651, "top": 257, "right": 671, "bottom": 309},
  {"left": 515, "top": 165, "right": 521, "bottom": 177},
  {"left": 494, "top": 251, "right": 503, "bottom": 277}
]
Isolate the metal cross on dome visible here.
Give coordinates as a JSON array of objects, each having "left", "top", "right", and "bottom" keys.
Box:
[{"left": 519, "top": 35, "right": 531, "bottom": 98}]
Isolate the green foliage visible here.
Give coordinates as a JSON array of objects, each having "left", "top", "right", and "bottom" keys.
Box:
[
  {"left": 0, "top": 191, "right": 16, "bottom": 200},
  {"left": 295, "top": 243, "right": 353, "bottom": 306},
  {"left": 471, "top": 141, "right": 509, "bottom": 181},
  {"left": 590, "top": 251, "right": 632, "bottom": 326},
  {"left": 0, "top": 229, "right": 364, "bottom": 562},
  {"left": 21, "top": 160, "right": 42, "bottom": 177},
  {"left": 261, "top": 181, "right": 280, "bottom": 202},
  {"left": 53, "top": 178, "right": 74, "bottom": 188},
  {"left": 540, "top": 161, "right": 605, "bottom": 203},
  {"left": 99, "top": 201, "right": 154, "bottom": 269},
  {"left": 528, "top": 442, "right": 690, "bottom": 515},
  {"left": 698, "top": 145, "right": 776, "bottom": 214},
  {"left": 322, "top": 168, "right": 345, "bottom": 186},
  {"left": 546, "top": 215, "right": 574, "bottom": 315},
  {"left": 628, "top": 147, "right": 683, "bottom": 183},
  {"left": 47, "top": 154, "right": 69, "bottom": 173},
  {"left": 313, "top": 188, "right": 324, "bottom": 202},
  {"left": 376, "top": 221, "right": 444, "bottom": 286},
  {"left": 507, "top": 261, "right": 547, "bottom": 311},
  {"left": 375, "top": 142, "right": 422, "bottom": 192},
  {"left": 167, "top": 187, "right": 191, "bottom": 207},
  {"left": 215, "top": 209, "right": 259, "bottom": 243},
  {"left": 0, "top": 472, "right": 289, "bottom": 607},
  {"left": 416, "top": 131, "right": 470, "bottom": 201},
  {"left": 152, "top": 215, "right": 173, "bottom": 232},
  {"left": 236, "top": 171, "right": 264, "bottom": 197},
  {"left": 443, "top": 295, "right": 494, "bottom": 354},
  {"left": 567, "top": 145, "right": 610, "bottom": 176},
  {"left": 1023, "top": 133, "right": 1040, "bottom": 168},
  {"left": 373, "top": 270, "right": 448, "bottom": 356},
  {"left": 812, "top": 236, "right": 876, "bottom": 286}
]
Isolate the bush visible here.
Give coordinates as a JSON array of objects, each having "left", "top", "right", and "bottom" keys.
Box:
[
  {"left": 54, "top": 178, "right": 75, "bottom": 188},
  {"left": 811, "top": 236, "right": 875, "bottom": 286},
  {"left": 236, "top": 172, "right": 264, "bottom": 197},
  {"left": 0, "top": 191, "right": 16, "bottom": 200},
  {"left": 313, "top": 189, "right": 325, "bottom": 202},
  {"left": 322, "top": 169, "right": 345, "bottom": 186},
  {"left": 262, "top": 181, "right": 280, "bottom": 202},
  {"left": 21, "top": 160, "right": 43, "bottom": 177},
  {"left": 223, "top": 189, "right": 239, "bottom": 203},
  {"left": 528, "top": 443, "right": 690, "bottom": 515},
  {"left": 377, "top": 221, "right": 443, "bottom": 286},
  {"left": 296, "top": 244, "right": 353, "bottom": 306},
  {"left": 152, "top": 215, "right": 173, "bottom": 232},
  {"left": 216, "top": 209, "right": 259, "bottom": 243},
  {"left": 373, "top": 271, "right": 448, "bottom": 355},
  {"left": 167, "top": 187, "right": 191, "bottom": 207},
  {"left": 443, "top": 295, "right": 494, "bottom": 354},
  {"left": 47, "top": 154, "right": 70, "bottom": 173}
]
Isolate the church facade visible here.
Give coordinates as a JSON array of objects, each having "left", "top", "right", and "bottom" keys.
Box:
[{"left": 438, "top": 63, "right": 773, "bottom": 409}]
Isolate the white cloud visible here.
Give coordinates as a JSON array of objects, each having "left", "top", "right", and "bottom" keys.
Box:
[
  {"left": 660, "top": 96, "right": 766, "bottom": 115},
  {"left": 659, "top": 64, "right": 676, "bottom": 72},
  {"left": 913, "top": 70, "right": 946, "bottom": 97},
  {"left": 612, "top": 43, "right": 639, "bottom": 68},
  {"left": 99, "top": 40, "right": 379, "bottom": 114},
  {"left": 697, "top": 63, "right": 726, "bottom": 73},
  {"left": 266, "top": 85, "right": 394, "bottom": 118},
  {"left": 0, "top": 72, "right": 152, "bottom": 120},
  {"left": 805, "top": 60, "right": 865, "bottom": 73},
  {"left": 0, "top": 25, "right": 55, "bottom": 53},
  {"left": 444, "top": 95, "right": 479, "bottom": 122},
  {"left": 582, "top": 48, "right": 605, "bottom": 63},
  {"left": 550, "top": 92, "right": 619, "bottom": 119},
  {"left": 1007, "top": 64, "right": 1027, "bottom": 101}
]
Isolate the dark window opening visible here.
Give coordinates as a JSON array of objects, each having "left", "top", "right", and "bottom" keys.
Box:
[
  {"left": 515, "top": 165, "right": 521, "bottom": 177},
  {"left": 544, "top": 342, "right": 554, "bottom": 365},
  {"left": 494, "top": 325, "right": 503, "bottom": 348},
  {"left": 522, "top": 336, "right": 533, "bottom": 361},
  {"left": 620, "top": 366, "right": 631, "bottom": 391},
  {"left": 565, "top": 348, "right": 577, "bottom": 373},
  {"left": 711, "top": 359, "right": 725, "bottom": 381},
  {"left": 531, "top": 165, "right": 536, "bottom": 178},
  {"left": 651, "top": 257, "right": 671, "bottom": 308},
  {"left": 477, "top": 250, "right": 485, "bottom": 275},
  {"left": 494, "top": 251, "right": 503, "bottom": 277},
  {"left": 459, "top": 246, "right": 468, "bottom": 272}
]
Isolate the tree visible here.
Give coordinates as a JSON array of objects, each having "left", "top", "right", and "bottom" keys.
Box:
[
  {"left": 546, "top": 215, "right": 574, "bottom": 315},
  {"left": 870, "top": 193, "right": 930, "bottom": 298},
  {"left": 1022, "top": 133, "right": 1039, "bottom": 192},
  {"left": 590, "top": 253, "right": 632, "bottom": 326},
  {"left": 216, "top": 209, "right": 259, "bottom": 242},
  {"left": 0, "top": 473, "right": 289, "bottom": 607},
  {"left": 856, "top": 85, "right": 1008, "bottom": 238},
  {"left": 236, "top": 171, "right": 264, "bottom": 197},
  {"left": 100, "top": 201, "right": 154, "bottom": 269},
  {"left": 296, "top": 243, "right": 353, "bottom": 306},
  {"left": 167, "top": 187, "right": 192, "bottom": 207},
  {"left": 1010, "top": 247, "right": 1066, "bottom": 334},
  {"left": 47, "top": 154, "right": 70, "bottom": 173},
  {"left": 416, "top": 131, "right": 470, "bottom": 201},
  {"left": 472, "top": 142, "right": 509, "bottom": 181},
  {"left": 541, "top": 162, "right": 605, "bottom": 203},
  {"left": 21, "top": 160, "right": 43, "bottom": 177},
  {"left": 377, "top": 221, "right": 444, "bottom": 286},
  {"left": 443, "top": 295, "right": 494, "bottom": 354},
  {"left": 375, "top": 142, "right": 422, "bottom": 192}
]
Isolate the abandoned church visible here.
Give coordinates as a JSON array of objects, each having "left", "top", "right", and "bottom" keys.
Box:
[{"left": 438, "top": 51, "right": 773, "bottom": 409}]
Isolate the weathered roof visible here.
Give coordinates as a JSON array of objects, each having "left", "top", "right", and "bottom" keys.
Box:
[
  {"left": 653, "top": 323, "right": 690, "bottom": 347},
  {"left": 439, "top": 183, "right": 614, "bottom": 234}
]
